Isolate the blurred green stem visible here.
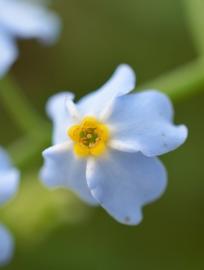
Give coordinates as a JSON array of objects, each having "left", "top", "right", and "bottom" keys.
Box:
[
  {"left": 8, "top": 130, "right": 50, "bottom": 170},
  {"left": 0, "top": 76, "right": 47, "bottom": 134},
  {"left": 0, "top": 75, "right": 50, "bottom": 168},
  {"left": 183, "top": 0, "right": 204, "bottom": 57},
  {"left": 137, "top": 58, "right": 204, "bottom": 101}
]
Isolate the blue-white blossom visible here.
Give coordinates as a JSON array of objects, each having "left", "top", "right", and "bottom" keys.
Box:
[
  {"left": 40, "top": 64, "right": 188, "bottom": 225},
  {"left": 0, "top": 0, "right": 61, "bottom": 77},
  {"left": 0, "top": 147, "right": 20, "bottom": 265},
  {"left": 0, "top": 225, "right": 14, "bottom": 266}
]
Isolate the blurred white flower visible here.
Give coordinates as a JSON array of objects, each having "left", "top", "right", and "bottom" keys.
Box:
[
  {"left": 0, "top": 0, "right": 61, "bottom": 77},
  {"left": 0, "top": 147, "right": 20, "bottom": 265}
]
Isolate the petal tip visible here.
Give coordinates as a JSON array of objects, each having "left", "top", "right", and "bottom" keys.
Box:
[
  {"left": 42, "top": 148, "right": 50, "bottom": 158},
  {"left": 46, "top": 91, "right": 75, "bottom": 119},
  {"left": 122, "top": 210, "right": 143, "bottom": 226},
  {"left": 179, "top": 124, "right": 188, "bottom": 142},
  {"left": 117, "top": 63, "right": 136, "bottom": 86}
]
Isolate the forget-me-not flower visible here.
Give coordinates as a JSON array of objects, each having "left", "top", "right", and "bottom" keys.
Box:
[
  {"left": 0, "top": 147, "right": 19, "bottom": 265},
  {"left": 40, "top": 64, "right": 188, "bottom": 225},
  {"left": 0, "top": 0, "right": 61, "bottom": 77}
]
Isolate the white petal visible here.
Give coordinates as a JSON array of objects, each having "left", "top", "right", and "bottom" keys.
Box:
[
  {"left": 77, "top": 64, "right": 136, "bottom": 116},
  {"left": 107, "top": 91, "right": 188, "bottom": 157},
  {"left": 0, "top": 225, "right": 14, "bottom": 266},
  {"left": 40, "top": 143, "right": 98, "bottom": 205},
  {"left": 86, "top": 150, "right": 167, "bottom": 225},
  {"left": 0, "top": 0, "right": 61, "bottom": 44},
  {"left": 46, "top": 92, "right": 75, "bottom": 144},
  {"left": 0, "top": 30, "right": 17, "bottom": 77},
  {"left": 65, "top": 99, "right": 81, "bottom": 121}
]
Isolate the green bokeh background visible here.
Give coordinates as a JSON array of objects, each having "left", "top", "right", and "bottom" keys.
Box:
[{"left": 1, "top": 0, "right": 204, "bottom": 269}]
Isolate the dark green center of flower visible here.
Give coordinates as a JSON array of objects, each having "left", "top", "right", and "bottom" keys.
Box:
[{"left": 79, "top": 128, "right": 99, "bottom": 147}]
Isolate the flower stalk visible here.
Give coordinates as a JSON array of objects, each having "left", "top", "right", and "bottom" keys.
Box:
[
  {"left": 137, "top": 58, "right": 204, "bottom": 101},
  {"left": 0, "top": 76, "right": 47, "bottom": 134}
]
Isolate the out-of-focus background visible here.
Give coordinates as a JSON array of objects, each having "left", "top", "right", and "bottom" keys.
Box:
[{"left": 1, "top": 0, "right": 204, "bottom": 269}]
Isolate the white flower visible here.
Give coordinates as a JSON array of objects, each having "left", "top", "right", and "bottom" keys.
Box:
[
  {"left": 40, "top": 64, "right": 188, "bottom": 225},
  {"left": 0, "top": 147, "right": 20, "bottom": 265},
  {"left": 0, "top": 0, "right": 61, "bottom": 77}
]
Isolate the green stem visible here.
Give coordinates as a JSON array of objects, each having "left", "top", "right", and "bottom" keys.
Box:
[
  {"left": 182, "top": 0, "right": 204, "bottom": 57},
  {"left": 8, "top": 128, "right": 50, "bottom": 170},
  {"left": 0, "top": 76, "right": 47, "bottom": 134},
  {"left": 137, "top": 59, "right": 204, "bottom": 101}
]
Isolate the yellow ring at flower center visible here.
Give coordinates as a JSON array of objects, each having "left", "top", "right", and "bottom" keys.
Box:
[{"left": 68, "top": 116, "right": 109, "bottom": 157}]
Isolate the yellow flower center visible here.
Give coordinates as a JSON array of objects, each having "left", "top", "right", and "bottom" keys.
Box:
[{"left": 68, "top": 116, "right": 109, "bottom": 157}]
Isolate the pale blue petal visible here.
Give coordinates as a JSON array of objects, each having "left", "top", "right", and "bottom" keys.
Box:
[
  {"left": 86, "top": 150, "right": 167, "bottom": 225},
  {"left": 0, "top": 225, "right": 14, "bottom": 266},
  {"left": 0, "top": 30, "right": 17, "bottom": 77},
  {"left": 46, "top": 92, "right": 75, "bottom": 144},
  {"left": 77, "top": 64, "right": 136, "bottom": 116},
  {"left": 40, "top": 143, "right": 98, "bottom": 205},
  {"left": 0, "top": 148, "right": 19, "bottom": 205},
  {"left": 0, "top": 0, "right": 61, "bottom": 44},
  {"left": 0, "top": 147, "right": 13, "bottom": 170},
  {"left": 0, "top": 169, "right": 19, "bottom": 205},
  {"left": 107, "top": 91, "right": 188, "bottom": 157}
]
